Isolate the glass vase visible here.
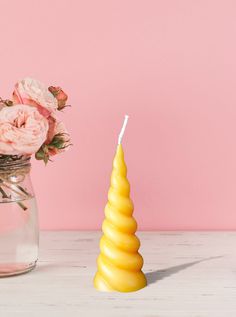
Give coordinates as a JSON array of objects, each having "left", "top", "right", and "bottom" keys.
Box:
[{"left": 0, "top": 155, "right": 39, "bottom": 276}]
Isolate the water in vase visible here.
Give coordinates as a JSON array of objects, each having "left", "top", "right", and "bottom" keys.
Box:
[{"left": 0, "top": 197, "right": 39, "bottom": 276}]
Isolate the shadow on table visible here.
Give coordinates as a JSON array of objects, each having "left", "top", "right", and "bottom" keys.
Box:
[{"left": 146, "top": 255, "right": 223, "bottom": 285}]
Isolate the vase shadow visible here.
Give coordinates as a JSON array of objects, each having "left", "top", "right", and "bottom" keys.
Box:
[{"left": 146, "top": 255, "right": 223, "bottom": 285}]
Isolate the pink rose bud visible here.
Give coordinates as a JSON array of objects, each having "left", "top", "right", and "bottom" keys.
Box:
[{"left": 48, "top": 86, "right": 68, "bottom": 111}]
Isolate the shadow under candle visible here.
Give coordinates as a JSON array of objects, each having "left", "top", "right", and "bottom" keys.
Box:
[{"left": 146, "top": 256, "right": 223, "bottom": 285}]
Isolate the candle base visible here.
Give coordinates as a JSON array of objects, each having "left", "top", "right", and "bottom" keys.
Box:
[
  {"left": 93, "top": 272, "right": 114, "bottom": 292},
  {"left": 94, "top": 270, "right": 147, "bottom": 293}
]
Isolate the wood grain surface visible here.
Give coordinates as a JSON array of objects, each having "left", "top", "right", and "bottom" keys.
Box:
[{"left": 0, "top": 231, "right": 235, "bottom": 316}]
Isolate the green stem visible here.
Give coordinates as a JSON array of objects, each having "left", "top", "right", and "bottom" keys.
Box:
[
  {"left": 16, "top": 185, "right": 30, "bottom": 196},
  {"left": 0, "top": 186, "right": 10, "bottom": 199},
  {"left": 17, "top": 201, "right": 28, "bottom": 211},
  {"left": 0, "top": 182, "right": 27, "bottom": 211}
]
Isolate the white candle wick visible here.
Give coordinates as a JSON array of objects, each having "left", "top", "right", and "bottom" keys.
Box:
[{"left": 118, "top": 115, "right": 129, "bottom": 145}]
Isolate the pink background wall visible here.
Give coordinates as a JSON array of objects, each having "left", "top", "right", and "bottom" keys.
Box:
[{"left": 1, "top": 0, "right": 236, "bottom": 230}]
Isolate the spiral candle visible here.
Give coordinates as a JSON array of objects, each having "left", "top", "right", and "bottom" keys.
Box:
[{"left": 94, "top": 117, "right": 147, "bottom": 292}]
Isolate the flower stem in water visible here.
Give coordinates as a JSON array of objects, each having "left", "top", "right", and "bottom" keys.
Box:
[
  {"left": 0, "top": 183, "right": 27, "bottom": 211},
  {"left": 0, "top": 186, "right": 9, "bottom": 199}
]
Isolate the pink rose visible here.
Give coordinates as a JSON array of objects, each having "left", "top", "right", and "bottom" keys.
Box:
[
  {"left": 13, "top": 78, "right": 57, "bottom": 118},
  {"left": 0, "top": 105, "right": 49, "bottom": 155}
]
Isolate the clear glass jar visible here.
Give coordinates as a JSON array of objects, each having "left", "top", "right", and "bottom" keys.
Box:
[{"left": 0, "top": 155, "right": 39, "bottom": 276}]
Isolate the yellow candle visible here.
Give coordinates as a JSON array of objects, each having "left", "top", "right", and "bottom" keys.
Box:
[{"left": 94, "top": 116, "right": 147, "bottom": 292}]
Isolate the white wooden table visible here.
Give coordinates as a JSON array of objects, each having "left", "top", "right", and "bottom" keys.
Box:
[{"left": 0, "top": 231, "right": 235, "bottom": 317}]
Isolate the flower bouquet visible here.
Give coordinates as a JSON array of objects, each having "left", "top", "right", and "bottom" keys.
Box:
[{"left": 0, "top": 78, "right": 70, "bottom": 276}]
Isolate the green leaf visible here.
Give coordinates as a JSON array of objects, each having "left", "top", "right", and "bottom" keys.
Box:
[
  {"left": 35, "top": 146, "right": 49, "bottom": 165},
  {"left": 35, "top": 147, "right": 44, "bottom": 160},
  {"left": 49, "top": 133, "right": 69, "bottom": 149}
]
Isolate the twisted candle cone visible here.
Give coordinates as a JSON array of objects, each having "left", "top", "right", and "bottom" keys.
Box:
[{"left": 94, "top": 144, "right": 147, "bottom": 292}]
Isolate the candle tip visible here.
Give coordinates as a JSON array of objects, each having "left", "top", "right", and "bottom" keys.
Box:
[{"left": 118, "top": 115, "right": 129, "bottom": 145}]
